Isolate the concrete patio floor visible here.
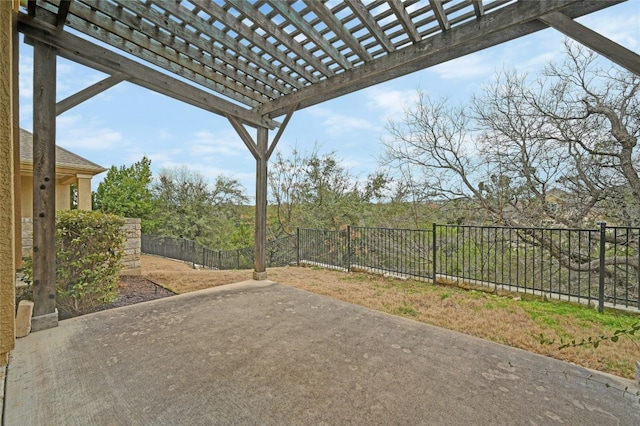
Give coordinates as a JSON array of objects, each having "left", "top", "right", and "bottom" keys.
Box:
[{"left": 4, "top": 280, "right": 640, "bottom": 425}]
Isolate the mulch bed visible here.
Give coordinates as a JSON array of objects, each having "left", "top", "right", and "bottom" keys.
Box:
[{"left": 76, "top": 276, "right": 175, "bottom": 319}]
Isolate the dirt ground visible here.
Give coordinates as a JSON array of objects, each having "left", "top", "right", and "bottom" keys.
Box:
[{"left": 122, "top": 254, "right": 639, "bottom": 380}]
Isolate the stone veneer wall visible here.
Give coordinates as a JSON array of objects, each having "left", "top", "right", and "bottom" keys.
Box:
[
  {"left": 120, "top": 218, "right": 141, "bottom": 275},
  {"left": 21, "top": 217, "right": 141, "bottom": 275},
  {"left": 21, "top": 217, "right": 32, "bottom": 260}
]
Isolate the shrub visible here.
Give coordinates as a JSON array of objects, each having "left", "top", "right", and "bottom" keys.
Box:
[{"left": 23, "top": 210, "right": 125, "bottom": 317}]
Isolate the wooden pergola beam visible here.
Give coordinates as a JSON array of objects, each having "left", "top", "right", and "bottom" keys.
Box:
[
  {"left": 260, "top": 0, "right": 620, "bottom": 117},
  {"left": 429, "top": 0, "right": 451, "bottom": 32},
  {"left": 270, "top": 0, "right": 353, "bottom": 70},
  {"left": 471, "top": 0, "right": 485, "bottom": 19},
  {"left": 55, "top": 0, "right": 71, "bottom": 29},
  {"left": 56, "top": 74, "right": 125, "bottom": 116},
  {"left": 18, "top": 14, "right": 277, "bottom": 129},
  {"left": 305, "top": 1, "right": 372, "bottom": 62},
  {"left": 348, "top": 0, "right": 395, "bottom": 53},
  {"left": 145, "top": 0, "right": 303, "bottom": 92},
  {"left": 388, "top": 0, "right": 421, "bottom": 43},
  {"left": 190, "top": 0, "right": 320, "bottom": 85},
  {"left": 63, "top": 0, "right": 275, "bottom": 105},
  {"left": 538, "top": 11, "right": 640, "bottom": 76},
  {"left": 226, "top": 0, "right": 336, "bottom": 79}
]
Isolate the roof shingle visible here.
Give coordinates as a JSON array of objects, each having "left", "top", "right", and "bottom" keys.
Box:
[{"left": 19, "top": 128, "right": 106, "bottom": 175}]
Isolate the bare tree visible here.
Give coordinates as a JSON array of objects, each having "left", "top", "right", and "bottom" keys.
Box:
[
  {"left": 384, "top": 41, "right": 639, "bottom": 228},
  {"left": 382, "top": 41, "right": 640, "bottom": 295}
]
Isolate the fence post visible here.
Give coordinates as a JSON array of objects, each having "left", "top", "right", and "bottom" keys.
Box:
[
  {"left": 598, "top": 222, "right": 606, "bottom": 313},
  {"left": 432, "top": 223, "right": 437, "bottom": 286},
  {"left": 296, "top": 227, "right": 300, "bottom": 267},
  {"left": 237, "top": 249, "right": 241, "bottom": 270},
  {"left": 346, "top": 225, "right": 351, "bottom": 272}
]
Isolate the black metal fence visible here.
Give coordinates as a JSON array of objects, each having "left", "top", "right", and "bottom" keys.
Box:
[
  {"left": 297, "top": 224, "right": 639, "bottom": 312},
  {"left": 141, "top": 235, "right": 297, "bottom": 270},
  {"left": 143, "top": 223, "right": 639, "bottom": 312}
]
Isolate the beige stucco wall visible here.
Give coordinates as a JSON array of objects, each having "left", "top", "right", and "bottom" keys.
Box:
[
  {"left": 56, "top": 180, "right": 71, "bottom": 211},
  {"left": 20, "top": 175, "right": 32, "bottom": 217},
  {"left": 77, "top": 176, "right": 92, "bottom": 210},
  {"left": 0, "top": 0, "right": 18, "bottom": 366},
  {"left": 21, "top": 175, "right": 89, "bottom": 217}
]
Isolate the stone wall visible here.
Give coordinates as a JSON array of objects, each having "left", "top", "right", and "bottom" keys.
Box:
[
  {"left": 21, "top": 217, "right": 32, "bottom": 259},
  {"left": 21, "top": 216, "right": 141, "bottom": 275},
  {"left": 120, "top": 218, "right": 141, "bottom": 275}
]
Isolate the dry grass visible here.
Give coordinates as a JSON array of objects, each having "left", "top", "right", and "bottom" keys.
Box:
[{"left": 141, "top": 255, "right": 640, "bottom": 380}]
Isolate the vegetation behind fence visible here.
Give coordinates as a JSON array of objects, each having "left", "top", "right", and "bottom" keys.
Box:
[
  {"left": 141, "top": 234, "right": 297, "bottom": 270},
  {"left": 143, "top": 223, "right": 639, "bottom": 312}
]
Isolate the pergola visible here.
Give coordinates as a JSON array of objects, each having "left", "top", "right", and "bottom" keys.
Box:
[{"left": 2, "top": 0, "right": 639, "bottom": 337}]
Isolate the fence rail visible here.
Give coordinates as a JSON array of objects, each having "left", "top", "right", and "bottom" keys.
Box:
[
  {"left": 141, "top": 235, "right": 297, "bottom": 270},
  {"left": 143, "top": 223, "right": 639, "bottom": 312}
]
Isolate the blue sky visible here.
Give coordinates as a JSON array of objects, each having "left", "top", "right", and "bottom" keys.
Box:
[{"left": 18, "top": 1, "right": 640, "bottom": 199}]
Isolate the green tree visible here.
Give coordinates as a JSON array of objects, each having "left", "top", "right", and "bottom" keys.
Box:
[
  {"left": 152, "top": 166, "right": 249, "bottom": 248},
  {"left": 93, "top": 157, "right": 158, "bottom": 233}
]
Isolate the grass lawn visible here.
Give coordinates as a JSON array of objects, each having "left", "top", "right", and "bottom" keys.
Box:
[{"left": 140, "top": 255, "right": 640, "bottom": 380}]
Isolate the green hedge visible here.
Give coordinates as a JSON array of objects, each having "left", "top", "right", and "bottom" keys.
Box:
[{"left": 23, "top": 210, "right": 125, "bottom": 317}]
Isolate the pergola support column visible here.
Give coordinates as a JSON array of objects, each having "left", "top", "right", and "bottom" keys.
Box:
[
  {"left": 253, "top": 126, "right": 268, "bottom": 280},
  {"left": 31, "top": 37, "right": 58, "bottom": 330},
  {"left": 228, "top": 107, "right": 296, "bottom": 281}
]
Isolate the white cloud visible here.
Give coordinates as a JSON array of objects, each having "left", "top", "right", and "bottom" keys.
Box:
[
  {"left": 188, "top": 130, "right": 247, "bottom": 157},
  {"left": 19, "top": 55, "right": 33, "bottom": 100},
  {"left": 305, "top": 106, "right": 380, "bottom": 135},
  {"left": 56, "top": 59, "right": 106, "bottom": 101},
  {"left": 56, "top": 115, "right": 125, "bottom": 150},
  {"left": 579, "top": 10, "right": 639, "bottom": 50},
  {"left": 365, "top": 87, "right": 419, "bottom": 119},
  {"left": 431, "top": 52, "right": 494, "bottom": 80},
  {"left": 157, "top": 129, "right": 173, "bottom": 141}
]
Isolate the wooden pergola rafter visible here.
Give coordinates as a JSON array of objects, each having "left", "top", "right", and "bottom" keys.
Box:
[{"left": 10, "top": 0, "right": 639, "bottom": 329}]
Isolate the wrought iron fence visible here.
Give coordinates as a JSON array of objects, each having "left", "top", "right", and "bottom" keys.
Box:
[
  {"left": 143, "top": 223, "right": 639, "bottom": 312},
  {"left": 141, "top": 235, "right": 297, "bottom": 270},
  {"left": 297, "top": 224, "right": 639, "bottom": 312}
]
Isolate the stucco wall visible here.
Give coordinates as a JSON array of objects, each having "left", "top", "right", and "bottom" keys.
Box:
[
  {"left": 20, "top": 175, "right": 76, "bottom": 217},
  {"left": 20, "top": 175, "right": 32, "bottom": 217},
  {"left": 0, "top": 1, "right": 17, "bottom": 366}
]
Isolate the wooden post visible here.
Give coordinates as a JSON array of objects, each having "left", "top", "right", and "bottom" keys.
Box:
[
  {"left": 31, "top": 38, "right": 58, "bottom": 328},
  {"left": 253, "top": 126, "right": 268, "bottom": 280}
]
